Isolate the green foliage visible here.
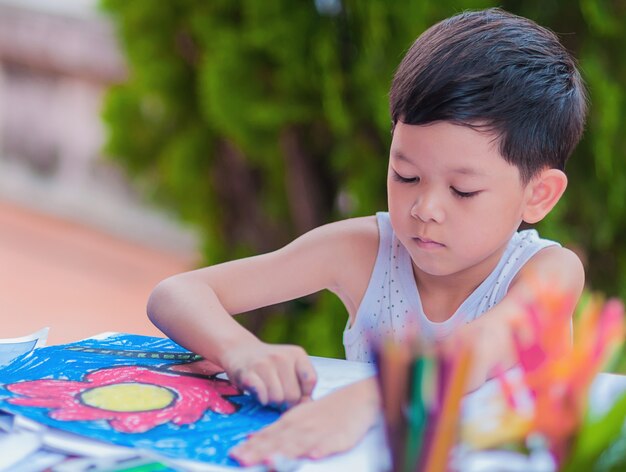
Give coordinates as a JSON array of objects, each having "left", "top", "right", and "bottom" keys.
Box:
[
  {"left": 562, "top": 392, "right": 626, "bottom": 471},
  {"left": 505, "top": 0, "right": 626, "bottom": 302},
  {"left": 101, "top": 0, "right": 626, "bottom": 357}
]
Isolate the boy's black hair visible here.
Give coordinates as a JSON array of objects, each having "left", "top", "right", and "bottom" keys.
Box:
[{"left": 390, "top": 8, "right": 587, "bottom": 183}]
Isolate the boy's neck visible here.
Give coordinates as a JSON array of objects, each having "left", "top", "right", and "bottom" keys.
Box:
[
  {"left": 411, "top": 248, "right": 506, "bottom": 322},
  {"left": 416, "top": 274, "right": 478, "bottom": 323}
]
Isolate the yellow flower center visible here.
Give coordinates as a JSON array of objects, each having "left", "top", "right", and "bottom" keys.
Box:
[{"left": 80, "top": 383, "right": 176, "bottom": 412}]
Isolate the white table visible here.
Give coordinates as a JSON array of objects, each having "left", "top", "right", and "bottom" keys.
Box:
[{"left": 2, "top": 351, "right": 626, "bottom": 472}]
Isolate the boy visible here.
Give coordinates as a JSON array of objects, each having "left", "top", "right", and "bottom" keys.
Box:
[{"left": 147, "top": 8, "right": 587, "bottom": 465}]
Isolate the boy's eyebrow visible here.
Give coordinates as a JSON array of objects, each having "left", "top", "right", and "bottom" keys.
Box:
[
  {"left": 391, "top": 151, "right": 486, "bottom": 176},
  {"left": 390, "top": 150, "right": 414, "bottom": 164},
  {"left": 448, "top": 166, "right": 486, "bottom": 176}
]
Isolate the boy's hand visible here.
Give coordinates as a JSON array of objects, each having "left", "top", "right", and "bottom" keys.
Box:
[
  {"left": 441, "top": 310, "right": 516, "bottom": 392},
  {"left": 219, "top": 341, "right": 317, "bottom": 407},
  {"left": 229, "top": 377, "right": 379, "bottom": 466}
]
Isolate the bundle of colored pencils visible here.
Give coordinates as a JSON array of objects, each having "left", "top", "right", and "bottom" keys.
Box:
[
  {"left": 458, "top": 288, "right": 624, "bottom": 469},
  {"left": 501, "top": 291, "right": 625, "bottom": 466},
  {"left": 374, "top": 340, "right": 472, "bottom": 472}
]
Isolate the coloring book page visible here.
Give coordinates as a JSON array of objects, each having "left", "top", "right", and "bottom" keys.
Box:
[
  {"left": 0, "top": 334, "right": 281, "bottom": 466},
  {"left": 0, "top": 327, "right": 49, "bottom": 367}
]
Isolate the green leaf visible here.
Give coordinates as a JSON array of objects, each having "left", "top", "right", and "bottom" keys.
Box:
[{"left": 563, "top": 392, "right": 626, "bottom": 470}]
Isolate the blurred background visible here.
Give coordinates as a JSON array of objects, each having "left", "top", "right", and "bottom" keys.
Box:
[
  {"left": 1, "top": 0, "right": 625, "bottom": 355},
  {"left": 0, "top": 0, "right": 198, "bottom": 343}
]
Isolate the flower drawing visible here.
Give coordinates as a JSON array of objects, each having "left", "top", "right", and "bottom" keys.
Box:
[{"left": 6, "top": 365, "right": 241, "bottom": 433}]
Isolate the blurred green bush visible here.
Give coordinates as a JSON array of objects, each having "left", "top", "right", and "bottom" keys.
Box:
[{"left": 101, "top": 0, "right": 626, "bottom": 358}]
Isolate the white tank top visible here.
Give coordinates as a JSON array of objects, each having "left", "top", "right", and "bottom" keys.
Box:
[{"left": 343, "top": 212, "right": 559, "bottom": 362}]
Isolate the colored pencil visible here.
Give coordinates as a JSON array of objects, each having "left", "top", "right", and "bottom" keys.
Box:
[
  {"left": 376, "top": 340, "right": 412, "bottom": 472},
  {"left": 374, "top": 337, "right": 472, "bottom": 472},
  {"left": 423, "top": 344, "right": 472, "bottom": 472},
  {"left": 404, "top": 356, "right": 426, "bottom": 472}
]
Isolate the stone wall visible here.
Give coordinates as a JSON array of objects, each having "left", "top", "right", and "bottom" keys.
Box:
[{"left": 0, "top": 0, "right": 196, "bottom": 254}]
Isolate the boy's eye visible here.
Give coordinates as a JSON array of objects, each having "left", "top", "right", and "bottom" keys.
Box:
[
  {"left": 392, "top": 171, "right": 418, "bottom": 184},
  {"left": 451, "top": 187, "right": 479, "bottom": 198}
]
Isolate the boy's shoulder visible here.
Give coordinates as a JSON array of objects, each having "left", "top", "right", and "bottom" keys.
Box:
[
  {"left": 287, "top": 215, "right": 380, "bottom": 270},
  {"left": 304, "top": 214, "right": 379, "bottom": 262},
  {"left": 513, "top": 244, "right": 585, "bottom": 295},
  {"left": 312, "top": 216, "right": 380, "bottom": 317},
  {"left": 329, "top": 214, "right": 379, "bottom": 233},
  {"left": 314, "top": 215, "right": 379, "bottom": 250}
]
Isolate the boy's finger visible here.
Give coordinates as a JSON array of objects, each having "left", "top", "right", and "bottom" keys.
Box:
[
  {"left": 297, "top": 394, "right": 313, "bottom": 406},
  {"left": 239, "top": 371, "right": 268, "bottom": 405},
  {"left": 295, "top": 357, "right": 317, "bottom": 398},
  {"left": 230, "top": 423, "right": 286, "bottom": 465},
  {"left": 278, "top": 363, "right": 304, "bottom": 406},
  {"left": 260, "top": 368, "right": 286, "bottom": 406}
]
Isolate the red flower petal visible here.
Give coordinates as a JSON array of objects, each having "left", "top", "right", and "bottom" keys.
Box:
[
  {"left": 51, "top": 405, "right": 113, "bottom": 421},
  {"left": 8, "top": 380, "right": 85, "bottom": 398},
  {"left": 5, "top": 364, "right": 243, "bottom": 433}
]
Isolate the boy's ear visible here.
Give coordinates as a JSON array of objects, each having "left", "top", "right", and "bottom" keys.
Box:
[{"left": 522, "top": 169, "right": 568, "bottom": 224}]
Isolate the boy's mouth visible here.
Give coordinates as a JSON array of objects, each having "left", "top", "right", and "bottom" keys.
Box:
[{"left": 413, "top": 236, "right": 445, "bottom": 249}]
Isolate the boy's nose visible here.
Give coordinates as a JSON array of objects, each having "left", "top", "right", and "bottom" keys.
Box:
[{"left": 410, "top": 194, "right": 444, "bottom": 223}]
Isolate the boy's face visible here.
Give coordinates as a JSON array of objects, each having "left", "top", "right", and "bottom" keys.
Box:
[{"left": 387, "top": 121, "right": 531, "bottom": 282}]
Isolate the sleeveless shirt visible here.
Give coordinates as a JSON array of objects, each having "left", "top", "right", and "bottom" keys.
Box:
[{"left": 343, "top": 212, "right": 559, "bottom": 362}]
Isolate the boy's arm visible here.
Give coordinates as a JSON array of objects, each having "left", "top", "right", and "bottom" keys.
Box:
[
  {"left": 459, "top": 245, "right": 585, "bottom": 391},
  {"left": 147, "top": 216, "right": 378, "bottom": 405}
]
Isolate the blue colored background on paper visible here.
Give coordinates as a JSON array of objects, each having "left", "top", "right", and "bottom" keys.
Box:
[{"left": 0, "top": 334, "right": 282, "bottom": 467}]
